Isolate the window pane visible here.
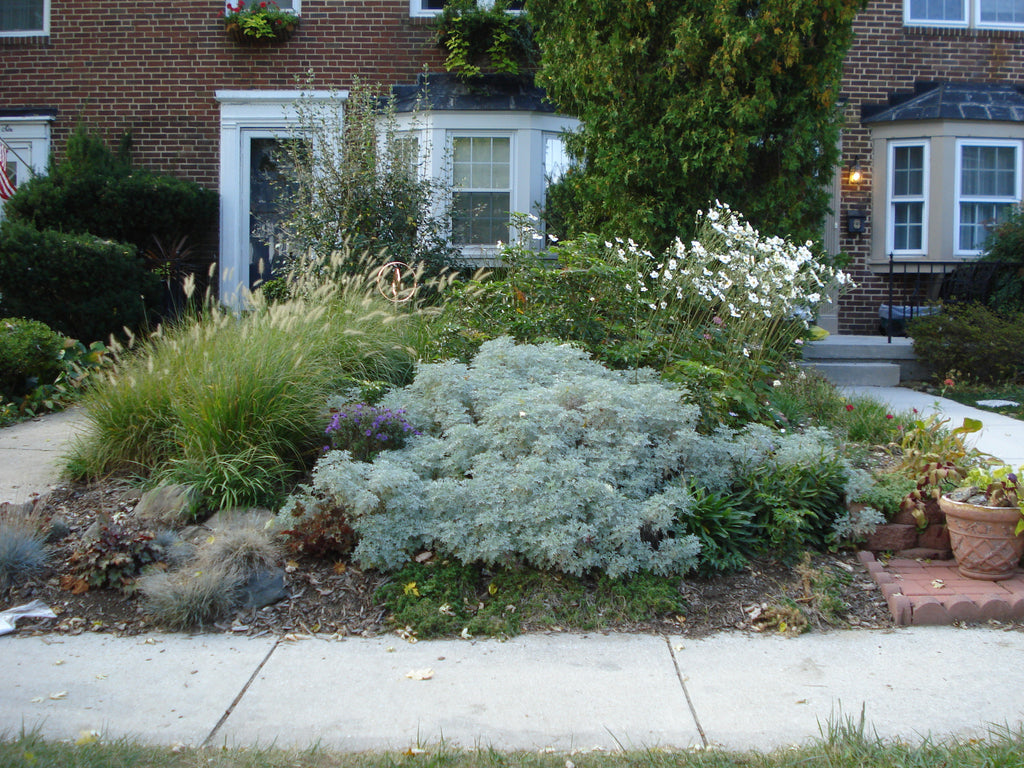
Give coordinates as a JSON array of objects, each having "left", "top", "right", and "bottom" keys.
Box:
[
  {"left": 893, "top": 145, "right": 924, "bottom": 196},
  {"left": 961, "top": 145, "right": 1017, "bottom": 197},
  {"left": 908, "top": 0, "right": 966, "bottom": 20},
  {"left": 960, "top": 201, "right": 1011, "bottom": 250},
  {"left": 544, "top": 134, "right": 570, "bottom": 185},
  {"left": 422, "top": 0, "right": 447, "bottom": 9},
  {"left": 452, "top": 191, "right": 510, "bottom": 245},
  {"left": 980, "top": 0, "right": 1024, "bottom": 23},
  {"left": 0, "top": 0, "right": 44, "bottom": 32},
  {"left": 893, "top": 202, "right": 924, "bottom": 251}
]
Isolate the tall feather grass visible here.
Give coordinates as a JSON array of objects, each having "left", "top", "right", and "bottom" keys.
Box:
[{"left": 65, "top": 255, "right": 437, "bottom": 510}]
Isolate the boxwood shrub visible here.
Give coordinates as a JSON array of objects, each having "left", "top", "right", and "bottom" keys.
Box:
[{"left": 0, "top": 220, "right": 161, "bottom": 343}]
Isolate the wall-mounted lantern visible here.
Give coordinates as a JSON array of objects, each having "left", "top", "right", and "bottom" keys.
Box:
[{"left": 848, "top": 157, "right": 863, "bottom": 184}]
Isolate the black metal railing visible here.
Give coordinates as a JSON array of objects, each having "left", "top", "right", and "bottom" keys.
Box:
[{"left": 883, "top": 254, "right": 1005, "bottom": 342}]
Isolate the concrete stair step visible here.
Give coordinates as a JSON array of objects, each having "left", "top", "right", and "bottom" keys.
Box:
[{"left": 799, "top": 361, "right": 901, "bottom": 387}]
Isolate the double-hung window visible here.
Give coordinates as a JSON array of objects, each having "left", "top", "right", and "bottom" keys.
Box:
[
  {"left": 451, "top": 135, "right": 511, "bottom": 246},
  {"left": 956, "top": 139, "right": 1022, "bottom": 253},
  {"left": 888, "top": 141, "right": 929, "bottom": 255},
  {"left": 905, "top": 0, "right": 1024, "bottom": 28},
  {"left": 410, "top": 0, "right": 523, "bottom": 18},
  {"left": 0, "top": 0, "right": 49, "bottom": 36}
]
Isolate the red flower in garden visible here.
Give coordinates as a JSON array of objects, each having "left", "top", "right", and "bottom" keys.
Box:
[
  {"left": 845, "top": 404, "right": 854, "bottom": 412},
  {"left": 886, "top": 413, "right": 894, "bottom": 419},
  {"left": 944, "top": 378, "right": 955, "bottom": 387}
]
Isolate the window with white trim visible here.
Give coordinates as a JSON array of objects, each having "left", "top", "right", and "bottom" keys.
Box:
[
  {"left": 0, "top": 0, "right": 49, "bottom": 36},
  {"left": 410, "top": 0, "right": 522, "bottom": 19},
  {"left": 888, "top": 141, "right": 929, "bottom": 254},
  {"left": 451, "top": 135, "right": 511, "bottom": 245},
  {"left": 956, "top": 139, "right": 1022, "bottom": 253},
  {"left": 905, "top": 0, "right": 1024, "bottom": 28}
]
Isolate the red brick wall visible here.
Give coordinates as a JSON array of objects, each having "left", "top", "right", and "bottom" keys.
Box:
[
  {"left": 0, "top": 0, "right": 444, "bottom": 189},
  {"left": 837, "top": 0, "right": 1024, "bottom": 333}
]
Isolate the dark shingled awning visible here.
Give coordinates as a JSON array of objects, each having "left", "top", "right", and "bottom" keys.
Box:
[{"left": 863, "top": 82, "right": 1024, "bottom": 124}]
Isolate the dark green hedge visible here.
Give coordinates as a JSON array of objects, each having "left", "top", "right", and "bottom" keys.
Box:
[
  {"left": 0, "top": 317, "right": 64, "bottom": 399},
  {"left": 908, "top": 302, "right": 1024, "bottom": 385},
  {"left": 0, "top": 220, "right": 161, "bottom": 343}
]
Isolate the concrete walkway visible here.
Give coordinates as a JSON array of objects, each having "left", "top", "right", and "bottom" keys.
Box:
[
  {"left": 4, "top": 627, "right": 1024, "bottom": 752},
  {"left": 3, "top": 398, "right": 1024, "bottom": 752},
  {"left": 0, "top": 408, "right": 87, "bottom": 506}
]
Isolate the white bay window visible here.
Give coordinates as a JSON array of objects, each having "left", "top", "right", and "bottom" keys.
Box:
[
  {"left": 956, "top": 140, "right": 1022, "bottom": 253},
  {"left": 905, "top": 0, "right": 1024, "bottom": 28}
]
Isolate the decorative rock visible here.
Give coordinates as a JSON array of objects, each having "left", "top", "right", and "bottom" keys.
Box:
[
  {"left": 946, "top": 486, "right": 980, "bottom": 503},
  {"left": 864, "top": 523, "right": 919, "bottom": 552},
  {"left": 132, "top": 484, "right": 199, "bottom": 528},
  {"left": 976, "top": 399, "right": 1020, "bottom": 408},
  {"left": 236, "top": 569, "right": 288, "bottom": 610}
]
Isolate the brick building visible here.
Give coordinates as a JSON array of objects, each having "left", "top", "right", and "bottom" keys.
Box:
[
  {"left": 2, "top": 0, "right": 1023, "bottom": 326},
  {"left": 834, "top": 0, "right": 1024, "bottom": 333}
]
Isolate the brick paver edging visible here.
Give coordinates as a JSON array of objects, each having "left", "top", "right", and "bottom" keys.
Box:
[{"left": 858, "top": 550, "right": 1024, "bottom": 626}]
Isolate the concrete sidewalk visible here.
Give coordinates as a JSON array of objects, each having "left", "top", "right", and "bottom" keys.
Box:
[
  {"left": 3, "top": 627, "right": 1024, "bottom": 752},
  {"left": 844, "top": 385, "right": 1024, "bottom": 466},
  {"left": 0, "top": 408, "right": 87, "bottom": 506}
]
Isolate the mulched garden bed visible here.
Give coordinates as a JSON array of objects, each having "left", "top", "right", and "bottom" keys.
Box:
[{"left": 5, "top": 481, "right": 897, "bottom": 639}]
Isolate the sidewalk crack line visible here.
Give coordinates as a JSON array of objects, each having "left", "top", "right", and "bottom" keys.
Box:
[
  {"left": 662, "top": 634, "right": 708, "bottom": 748},
  {"left": 202, "top": 637, "right": 281, "bottom": 747}
]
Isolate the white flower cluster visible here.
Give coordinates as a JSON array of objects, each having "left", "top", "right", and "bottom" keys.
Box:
[{"left": 622, "top": 202, "right": 852, "bottom": 326}]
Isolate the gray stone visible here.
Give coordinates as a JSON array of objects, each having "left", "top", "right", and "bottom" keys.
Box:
[
  {"left": 976, "top": 399, "right": 1020, "bottom": 408},
  {"left": 235, "top": 568, "right": 288, "bottom": 610},
  {"left": 132, "top": 484, "right": 199, "bottom": 528}
]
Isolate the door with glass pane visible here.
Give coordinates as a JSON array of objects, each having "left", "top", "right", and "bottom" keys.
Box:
[{"left": 245, "top": 136, "right": 295, "bottom": 290}]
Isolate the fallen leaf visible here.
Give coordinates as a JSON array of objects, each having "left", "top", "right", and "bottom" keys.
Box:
[
  {"left": 49, "top": 691, "right": 67, "bottom": 700},
  {"left": 488, "top": 582, "right": 498, "bottom": 596},
  {"left": 404, "top": 748, "right": 426, "bottom": 756},
  {"left": 285, "top": 560, "right": 299, "bottom": 573},
  {"left": 460, "top": 627, "right": 473, "bottom": 640},
  {"left": 931, "top": 579, "right": 946, "bottom": 589},
  {"left": 95, "top": 674, "right": 107, "bottom": 680},
  {"left": 75, "top": 730, "right": 100, "bottom": 745},
  {"left": 405, "top": 668, "right": 434, "bottom": 680},
  {"left": 53, "top": 660, "right": 65, "bottom": 666},
  {"left": 332, "top": 561, "right": 347, "bottom": 575},
  {"left": 30, "top": 697, "right": 44, "bottom": 704}
]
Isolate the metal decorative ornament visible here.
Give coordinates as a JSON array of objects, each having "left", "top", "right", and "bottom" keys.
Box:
[{"left": 375, "top": 261, "right": 418, "bottom": 303}]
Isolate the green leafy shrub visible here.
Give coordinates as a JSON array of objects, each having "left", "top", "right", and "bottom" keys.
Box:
[
  {"left": 678, "top": 484, "right": 756, "bottom": 574},
  {"left": 0, "top": 513, "right": 49, "bottom": 588},
  {"left": 981, "top": 203, "right": 1024, "bottom": 312},
  {"left": 851, "top": 472, "right": 917, "bottom": 519},
  {"left": 0, "top": 318, "right": 63, "bottom": 399},
  {"left": 281, "top": 338, "right": 852, "bottom": 576},
  {"left": 0, "top": 220, "right": 161, "bottom": 342},
  {"left": 273, "top": 83, "right": 462, "bottom": 290},
  {"left": 4, "top": 126, "right": 216, "bottom": 253},
  {"left": 908, "top": 303, "right": 1024, "bottom": 385},
  {"left": 726, "top": 425, "right": 850, "bottom": 558},
  {"left": 434, "top": 0, "right": 537, "bottom": 78},
  {"left": 66, "top": 284, "right": 427, "bottom": 510}
]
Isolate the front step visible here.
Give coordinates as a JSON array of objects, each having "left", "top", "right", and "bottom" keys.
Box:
[
  {"left": 801, "top": 334, "right": 930, "bottom": 385},
  {"left": 799, "top": 361, "right": 901, "bottom": 387}
]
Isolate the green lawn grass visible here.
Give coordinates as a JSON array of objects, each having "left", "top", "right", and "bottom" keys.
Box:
[{"left": 3, "top": 721, "right": 1024, "bottom": 768}]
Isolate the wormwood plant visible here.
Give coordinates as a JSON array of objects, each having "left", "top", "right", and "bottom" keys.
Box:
[{"left": 281, "top": 338, "right": 853, "bottom": 577}]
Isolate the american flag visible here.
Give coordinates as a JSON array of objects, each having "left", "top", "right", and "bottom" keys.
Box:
[{"left": 0, "top": 143, "right": 17, "bottom": 201}]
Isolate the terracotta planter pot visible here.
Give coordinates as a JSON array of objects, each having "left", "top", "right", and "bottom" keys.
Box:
[{"left": 939, "top": 495, "right": 1024, "bottom": 581}]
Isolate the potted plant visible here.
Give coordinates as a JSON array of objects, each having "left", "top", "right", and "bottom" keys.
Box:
[
  {"left": 939, "top": 464, "right": 1024, "bottom": 580},
  {"left": 221, "top": 1, "right": 299, "bottom": 44}
]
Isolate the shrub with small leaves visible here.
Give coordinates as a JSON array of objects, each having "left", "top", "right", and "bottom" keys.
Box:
[{"left": 282, "top": 338, "right": 852, "bottom": 576}]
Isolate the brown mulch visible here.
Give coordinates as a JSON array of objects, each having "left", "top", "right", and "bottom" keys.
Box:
[{"left": 3, "top": 481, "right": 895, "bottom": 639}]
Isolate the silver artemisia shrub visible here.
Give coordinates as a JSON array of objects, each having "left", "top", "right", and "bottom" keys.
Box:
[{"left": 279, "top": 338, "right": 847, "bottom": 577}]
